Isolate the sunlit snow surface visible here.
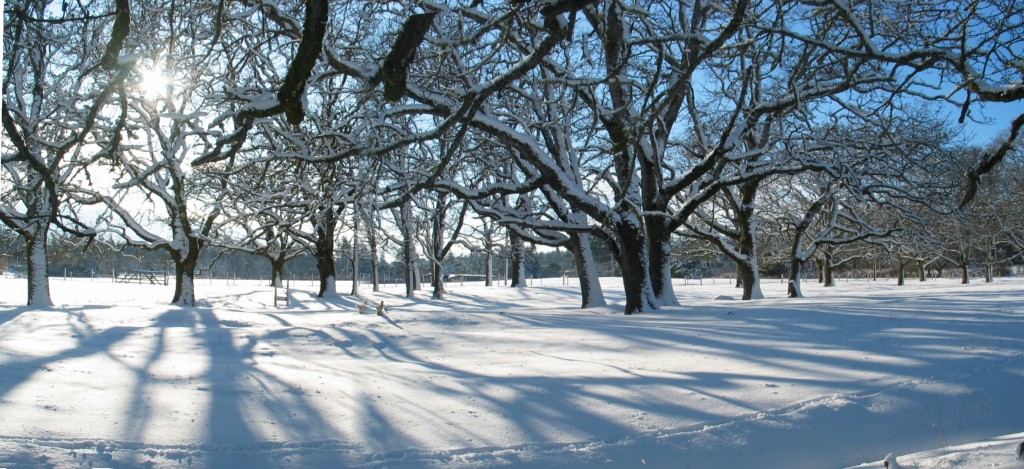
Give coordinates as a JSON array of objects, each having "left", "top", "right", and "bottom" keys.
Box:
[{"left": 1, "top": 276, "right": 1022, "bottom": 468}]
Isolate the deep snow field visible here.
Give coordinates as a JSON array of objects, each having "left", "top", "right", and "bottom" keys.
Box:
[{"left": 1, "top": 274, "right": 1022, "bottom": 468}]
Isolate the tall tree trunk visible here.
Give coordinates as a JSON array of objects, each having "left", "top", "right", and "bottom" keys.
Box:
[
  {"left": 647, "top": 222, "right": 679, "bottom": 306},
  {"left": 431, "top": 203, "right": 447, "bottom": 300},
  {"left": 918, "top": 260, "right": 926, "bottom": 282},
  {"left": 509, "top": 230, "right": 526, "bottom": 288},
  {"left": 822, "top": 247, "right": 835, "bottom": 287},
  {"left": 366, "top": 208, "right": 380, "bottom": 292},
  {"left": 315, "top": 207, "right": 337, "bottom": 297},
  {"left": 432, "top": 260, "right": 446, "bottom": 300},
  {"left": 737, "top": 258, "right": 763, "bottom": 300},
  {"left": 613, "top": 216, "right": 655, "bottom": 315},
  {"left": 170, "top": 239, "right": 200, "bottom": 306},
  {"left": 484, "top": 250, "right": 493, "bottom": 287},
  {"left": 984, "top": 245, "right": 994, "bottom": 283},
  {"left": 960, "top": 261, "right": 969, "bottom": 284},
  {"left": 370, "top": 251, "right": 380, "bottom": 292},
  {"left": 787, "top": 259, "right": 803, "bottom": 298},
  {"left": 401, "top": 199, "right": 417, "bottom": 299},
  {"left": 567, "top": 232, "right": 607, "bottom": 308},
  {"left": 350, "top": 209, "right": 360, "bottom": 296},
  {"left": 26, "top": 229, "right": 53, "bottom": 307},
  {"left": 735, "top": 183, "right": 763, "bottom": 300},
  {"left": 897, "top": 259, "right": 907, "bottom": 286}
]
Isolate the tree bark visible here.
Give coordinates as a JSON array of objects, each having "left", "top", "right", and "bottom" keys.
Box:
[
  {"left": 647, "top": 222, "right": 679, "bottom": 306},
  {"left": 484, "top": 250, "right": 493, "bottom": 287},
  {"left": 567, "top": 232, "right": 607, "bottom": 308},
  {"left": 350, "top": 209, "right": 360, "bottom": 296},
  {"left": 431, "top": 202, "right": 447, "bottom": 300},
  {"left": 26, "top": 230, "right": 53, "bottom": 307},
  {"left": 509, "top": 229, "right": 526, "bottom": 288},
  {"left": 314, "top": 206, "right": 337, "bottom": 297},
  {"left": 269, "top": 255, "right": 286, "bottom": 288},
  {"left": 613, "top": 216, "right": 655, "bottom": 315},
  {"left": 401, "top": 199, "right": 417, "bottom": 299},
  {"left": 787, "top": 260, "right": 803, "bottom": 298},
  {"left": 735, "top": 182, "right": 763, "bottom": 300},
  {"left": 170, "top": 238, "right": 200, "bottom": 306},
  {"left": 897, "top": 259, "right": 907, "bottom": 286},
  {"left": 366, "top": 207, "right": 380, "bottom": 292},
  {"left": 822, "top": 247, "right": 835, "bottom": 288}
]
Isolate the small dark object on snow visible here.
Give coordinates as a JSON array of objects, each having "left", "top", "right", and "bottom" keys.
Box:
[
  {"left": 1016, "top": 440, "right": 1023, "bottom": 459},
  {"left": 882, "top": 453, "right": 902, "bottom": 469}
]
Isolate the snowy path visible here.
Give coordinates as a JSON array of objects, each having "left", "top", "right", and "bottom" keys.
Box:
[{"left": 1, "top": 277, "right": 1023, "bottom": 468}]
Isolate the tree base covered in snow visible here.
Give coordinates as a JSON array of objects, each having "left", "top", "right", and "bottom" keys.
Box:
[{"left": 1, "top": 276, "right": 1023, "bottom": 468}]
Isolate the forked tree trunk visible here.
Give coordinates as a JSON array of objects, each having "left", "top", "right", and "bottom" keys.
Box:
[{"left": 269, "top": 255, "right": 286, "bottom": 288}]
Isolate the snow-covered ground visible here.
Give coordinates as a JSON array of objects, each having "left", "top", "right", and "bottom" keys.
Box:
[{"left": 1, "top": 275, "right": 1022, "bottom": 468}]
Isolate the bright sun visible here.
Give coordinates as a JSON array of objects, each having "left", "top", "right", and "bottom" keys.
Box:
[{"left": 139, "top": 65, "right": 170, "bottom": 98}]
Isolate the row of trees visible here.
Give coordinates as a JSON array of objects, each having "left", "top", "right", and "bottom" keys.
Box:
[{"left": 4, "top": 0, "right": 1023, "bottom": 313}]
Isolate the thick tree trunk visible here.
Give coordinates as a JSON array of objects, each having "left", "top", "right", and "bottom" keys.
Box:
[
  {"left": 370, "top": 255, "right": 380, "bottom": 292},
  {"left": 350, "top": 214, "right": 360, "bottom": 296},
  {"left": 613, "top": 217, "right": 655, "bottom": 315},
  {"left": 269, "top": 255, "right": 286, "bottom": 288},
  {"left": 647, "top": 222, "right": 679, "bottom": 307},
  {"left": 315, "top": 208, "right": 337, "bottom": 297},
  {"left": 432, "top": 260, "right": 446, "bottom": 300},
  {"left": 567, "top": 232, "right": 607, "bottom": 308},
  {"left": 362, "top": 204, "right": 381, "bottom": 292},
  {"left": 734, "top": 184, "right": 763, "bottom": 301},
  {"left": 822, "top": 247, "right": 835, "bottom": 287},
  {"left": 736, "top": 257, "right": 764, "bottom": 300},
  {"left": 484, "top": 251, "right": 493, "bottom": 287},
  {"left": 430, "top": 201, "right": 447, "bottom": 300},
  {"left": 171, "top": 240, "right": 200, "bottom": 306},
  {"left": 787, "top": 260, "right": 803, "bottom": 298},
  {"left": 509, "top": 230, "right": 526, "bottom": 288},
  {"left": 897, "top": 259, "right": 907, "bottom": 286},
  {"left": 960, "top": 262, "right": 969, "bottom": 284},
  {"left": 918, "top": 260, "right": 926, "bottom": 282},
  {"left": 26, "top": 231, "right": 53, "bottom": 307},
  {"left": 400, "top": 201, "right": 417, "bottom": 298}
]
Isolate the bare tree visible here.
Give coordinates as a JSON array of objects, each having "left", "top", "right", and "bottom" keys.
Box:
[{"left": 2, "top": 0, "right": 134, "bottom": 305}]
